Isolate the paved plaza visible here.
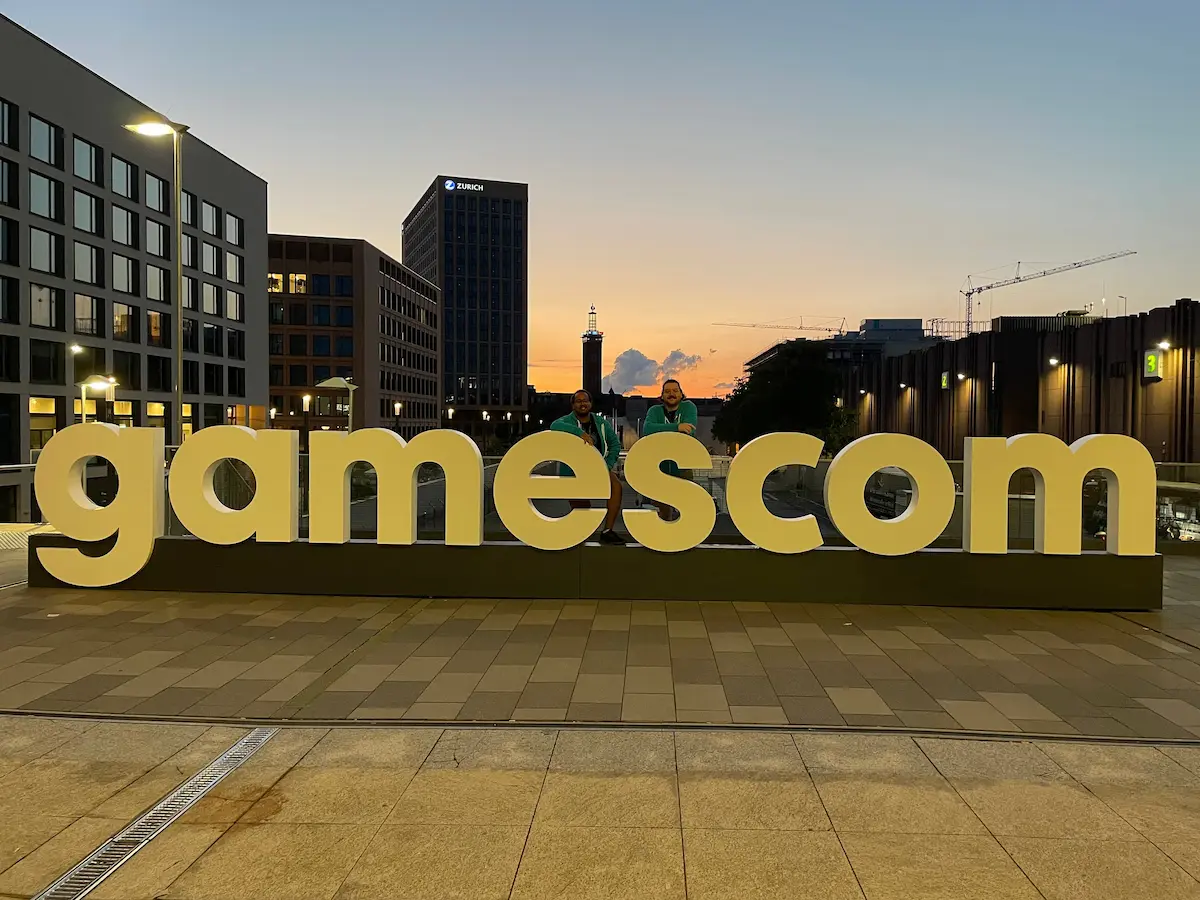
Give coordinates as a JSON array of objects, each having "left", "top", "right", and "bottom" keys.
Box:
[
  {"left": 3, "top": 718, "right": 1200, "bottom": 899},
  {"left": 0, "top": 555, "right": 1197, "bottom": 737}
]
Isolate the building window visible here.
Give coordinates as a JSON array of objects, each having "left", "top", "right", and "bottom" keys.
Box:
[
  {"left": 335, "top": 336, "right": 354, "bottom": 357},
  {"left": 225, "top": 213, "right": 243, "bottom": 247},
  {"left": 30, "top": 283, "right": 64, "bottom": 330},
  {"left": 29, "top": 339, "right": 65, "bottom": 384},
  {"left": 288, "top": 303, "right": 305, "bottom": 325},
  {"left": 145, "top": 173, "right": 168, "bottom": 213},
  {"left": 312, "top": 335, "right": 330, "bottom": 356},
  {"left": 0, "top": 216, "right": 16, "bottom": 265},
  {"left": 73, "top": 241, "right": 103, "bottom": 286},
  {"left": 112, "top": 301, "right": 138, "bottom": 342},
  {"left": 113, "top": 349, "right": 141, "bottom": 390},
  {"left": 289, "top": 333, "right": 307, "bottom": 355},
  {"left": 335, "top": 306, "right": 353, "bottom": 327},
  {"left": 313, "top": 365, "right": 331, "bottom": 383},
  {"left": 73, "top": 137, "right": 102, "bottom": 184},
  {"left": 225, "top": 251, "right": 242, "bottom": 284},
  {"left": 202, "top": 283, "right": 221, "bottom": 316},
  {"left": 112, "top": 253, "right": 138, "bottom": 295},
  {"left": 288, "top": 273, "right": 307, "bottom": 294},
  {"left": 269, "top": 364, "right": 283, "bottom": 386},
  {"left": 289, "top": 364, "right": 306, "bottom": 386},
  {"left": 146, "top": 309, "right": 168, "bottom": 348},
  {"left": 202, "top": 242, "right": 221, "bottom": 276},
  {"left": 334, "top": 275, "right": 354, "bottom": 296},
  {"left": 269, "top": 302, "right": 284, "bottom": 324},
  {"left": 0, "top": 276, "right": 18, "bottom": 324},
  {"left": 29, "top": 171, "right": 64, "bottom": 222},
  {"left": 183, "top": 359, "right": 198, "bottom": 393},
  {"left": 269, "top": 333, "right": 283, "bottom": 355},
  {"left": 182, "top": 234, "right": 196, "bottom": 268},
  {"left": 111, "top": 157, "right": 136, "bottom": 200},
  {"left": 112, "top": 206, "right": 136, "bottom": 247},
  {"left": 147, "top": 355, "right": 170, "bottom": 392},
  {"left": 74, "top": 293, "right": 102, "bottom": 336},
  {"left": 267, "top": 272, "right": 283, "bottom": 293},
  {"left": 182, "top": 318, "right": 198, "bottom": 352},
  {"left": 146, "top": 264, "right": 168, "bottom": 303},
  {"left": 146, "top": 219, "right": 168, "bottom": 258},
  {"left": 30, "top": 115, "right": 63, "bottom": 168},
  {"left": 228, "top": 366, "right": 245, "bottom": 397},
  {"left": 201, "top": 201, "right": 220, "bottom": 236},
  {"left": 29, "top": 227, "right": 63, "bottom": 275},
  {"left": 182, "top": 275, "right": 197, "bottom": 310},
  {"left": 181, "top": 190, "right": 196, "bottom": 226},
  {"left": 227, "top": 328, "right": 245, "bottom": 360},
  {"left": 226, "top": 290, "right": 243, "bottom": 322},
  {"left": 0, "top": 98, "right": 15, "bottom": 149},
  {"left": 312, "top": 274, "right": 332, "bottom": 296},
  {"left": 0, "top": 158, "right": 16, "bottom": 208},
  {"left": 73, "top": 190, "right": 103, "bottom": 236},
  {"left": 312, "top": 304, "right": 330, "bottom": 326},
  {"left": 204, "top": 362, "right": 223, "bottom": 395}
]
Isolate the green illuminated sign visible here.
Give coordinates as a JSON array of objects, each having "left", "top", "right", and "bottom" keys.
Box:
[
  {"left": 940, "top": 371, "right": 949, "bottom": 390},
  {"left": 1144, "top": 350, "right": 1164, "bottom": 381}
]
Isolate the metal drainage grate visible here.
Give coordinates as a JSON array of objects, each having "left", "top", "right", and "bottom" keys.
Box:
[{"left": 34, "top": 727, "right": 278, "bottom": 900}]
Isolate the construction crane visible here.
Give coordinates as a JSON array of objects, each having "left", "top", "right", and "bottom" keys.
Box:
[
  {"left": 713, "top": 317, "right": 847, "bottom": 335},
  {"left": 962, "top": 250, "right": 1137, "bottom": 333}
]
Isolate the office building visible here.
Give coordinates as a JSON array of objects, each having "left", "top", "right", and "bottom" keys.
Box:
[
  {"left": 850, "top": 300, "right": 1200, "bottom": 461},
  {"left": 267, "top": 235, "right": 440, "bottom": 437},
  {"left": 0, "top": 14, "right": 267, "bottom": 518},
  {"left": 402, "top": 176, "right": 528, "bottom": 439},
  {"left": 582, "top": 305, "right": 602, "bottom": 400}
]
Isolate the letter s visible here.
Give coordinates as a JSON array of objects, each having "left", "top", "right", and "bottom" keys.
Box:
[{"left": 34, "top": 423, "right": 164, "bottom": 587}]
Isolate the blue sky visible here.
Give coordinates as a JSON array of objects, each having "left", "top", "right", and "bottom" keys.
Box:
[{"left": 8, "top": 0, "right": 1197, "bottom": 392}]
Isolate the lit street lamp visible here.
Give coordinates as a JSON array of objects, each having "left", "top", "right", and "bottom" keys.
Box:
[
  {"left": 78, "top": 376, "right": 117, "bottom": 424},
  {"left": 393, "top": 400, "right": 403, "bottom": 434},
  {"left": 126, "top": 117, "right": 189, "bottom": 445}
]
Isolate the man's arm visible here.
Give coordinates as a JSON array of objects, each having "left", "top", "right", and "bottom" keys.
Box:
[
  {"left": 549, "top": 416, "right": 575, "bottom": 435},
  {"left": 641, "top": 405, "right": 673, "bottom": 435},
  {"left": 680, "top": 400, "right": 699, "bottom": 427}
]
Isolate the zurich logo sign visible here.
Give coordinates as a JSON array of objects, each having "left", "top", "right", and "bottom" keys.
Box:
[{"left": 444, "top": 180, "right": 456, "bottom": 190}]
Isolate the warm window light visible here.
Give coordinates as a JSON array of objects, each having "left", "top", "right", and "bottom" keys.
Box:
[
  {"left": 124, "top": 121, "right": 177, "bottom": 137},
  {"left": 956, "top": 373, "right": 966, "bottom": 381},
  {"left": 1049, "top": 357, "right": 1060, "bottom": 366},
  {"left": 1158, "top": 340, "right": 1171, "bottom": 350}
]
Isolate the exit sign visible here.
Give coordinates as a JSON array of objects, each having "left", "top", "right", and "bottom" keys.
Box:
[{"left": 1144, "top": 350, "right": 1164, "bottom": 381}]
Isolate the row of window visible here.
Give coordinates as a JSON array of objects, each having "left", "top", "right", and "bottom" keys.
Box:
[
  {"left": 0, "top": 97, "right": 246, "bottom": 246},
  {"left": 444, "top": 374, "right": 525, "bottom": 408},
  {"left": 379, "top": 370, "right": 436, "bottom": 398},
  {"left": 269, "top": 333, "right": 354, "bottom": 357},
  {"left": 379, "top": 343, "right": 436, "bottom": 373},
  {"left": 379, "top": 314, "right": 436, "bottom": 350},
  {"left": 443, "top": 195, "right": 525, "bottom": 215},
  {"left": 267, "top": 273, "right": 354, "bottom": 296},
  {"left": 379, "top": 256, "right": 438, "bottom": 304},
  {"left": 377, "top": 398, "right": 437, "bottom": 420},
  {"left": 0, "top": 334, "right": 245, "bottom": 395},
  {"left": 0, "top": 251, "right": 243, "bottom": 323},
  {"left": 269, "top": 239, "right": 353, "bottom": 263},
  {"left": 268, "top": 363, "right": 352, "bottom": 388},
  {"left": 380, "top": 286, "right": 438, "bottom": 328},
  {"left": 268, "top": 302, "right": 352, "bottom": 327}
]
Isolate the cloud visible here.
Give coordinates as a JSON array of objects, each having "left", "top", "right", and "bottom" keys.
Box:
[
  {"left": 602, "top": 348, "right": 704, "bottom": 394},
  {"left": 714, "top": 382, "right": 736, "bottom": 390}
]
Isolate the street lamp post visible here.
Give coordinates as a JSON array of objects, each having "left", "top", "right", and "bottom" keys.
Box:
[
  {"left": 302, "top": 394, "right": 312, "bottom": 452},
  {"left": 125, "top": 118, "right": 189, "bottom": 446}
]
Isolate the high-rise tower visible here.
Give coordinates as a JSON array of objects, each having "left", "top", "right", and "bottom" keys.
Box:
[{"left": 582, "top": 305, "right": 603, "bottom": 400}]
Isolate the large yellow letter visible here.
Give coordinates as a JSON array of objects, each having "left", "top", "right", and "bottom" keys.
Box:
[
  {"left": 725, "top": 432, "right": 824, "bottom": 554},
  {"left": 493, "top": 431, "right": 607, "bottom": 550},
  {"left": 168, "top": 426, "right": 298, "bottom": 544},
  {"left": 621, "top": 432, "right": 715, "bottom": 552},
  {"left": 34, "top": 423, "right": 163, "bottom": 587},
  {"left": 963, "top": 433, "right": 1156, "bottom": 556},
  {"left": 824, "top": 434, "right": 955, "bottom": 556},
  {"left": 308, "top": 428, "right": 483, "bottom": 546}
]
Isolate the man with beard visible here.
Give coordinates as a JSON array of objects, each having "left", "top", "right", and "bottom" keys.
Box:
[
  {"left": 641, "top": 379, "right": 699, "bottom": 521},
  {"left": 550, "top": 389, "right": 626, "bottom": 544}
]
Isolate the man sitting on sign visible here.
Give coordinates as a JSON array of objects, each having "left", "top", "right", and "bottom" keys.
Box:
[
  {"left": 550, "top": 389, "right": 627, "bottom": 544},
  {"left": 640, "top": 379, "right": 699, "bottom": 521}
]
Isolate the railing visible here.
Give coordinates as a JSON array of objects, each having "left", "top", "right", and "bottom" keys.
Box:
[{"left": 7, "top": 453, "right": 1200, "bottom": 552}]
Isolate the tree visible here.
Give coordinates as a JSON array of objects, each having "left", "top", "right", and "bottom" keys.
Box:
[{"left": 712, "top": 340, "right": 852, "bottom": 451}]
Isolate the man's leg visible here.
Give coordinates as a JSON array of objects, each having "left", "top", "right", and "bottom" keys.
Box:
[{"left": 604, "top": 471, "right": 623, "bottom": 531}]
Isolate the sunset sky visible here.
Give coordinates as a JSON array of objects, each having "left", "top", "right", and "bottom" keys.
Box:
[{"left": 11, "top": 1, "right": 1198, "bottom": 396}]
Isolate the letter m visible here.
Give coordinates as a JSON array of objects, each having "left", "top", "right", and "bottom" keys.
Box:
[
  {"left": 963, "top": 433, "right": 1156, "bottom": 556},
  {"left": 308, "top": 429, "right": 484, "bottom": 546}
]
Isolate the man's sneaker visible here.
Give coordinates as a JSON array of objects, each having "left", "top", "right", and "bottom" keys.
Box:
[{"left": 598, "top": 529, "right": 627, "bottom": 545}]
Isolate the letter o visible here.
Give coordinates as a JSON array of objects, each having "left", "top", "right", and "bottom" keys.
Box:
[{"left": 823, "top": 434, "right": 955, "bottom": 556}]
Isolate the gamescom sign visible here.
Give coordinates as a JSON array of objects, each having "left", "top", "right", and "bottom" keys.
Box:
[{"left": 34, "top": 424, "right": 1158, "bottom": 588}]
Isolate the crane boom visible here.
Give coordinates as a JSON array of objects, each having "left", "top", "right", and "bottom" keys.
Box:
[
  {"left": 713, "top": 322, "right": 842, "bottom": 333},
  {"left": 962, "top": 250, "right": 1136, "bottom": 332}
]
